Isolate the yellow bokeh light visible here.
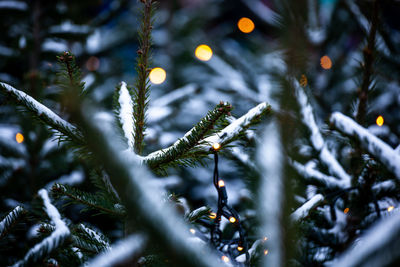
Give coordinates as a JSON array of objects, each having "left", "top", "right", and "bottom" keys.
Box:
[
  {"left": 388, "top": 206, "right": 394, "bottom": 212},
  {"left": 195, "top": 44, "right": 213, "bottom": 61},
  {"left": 149, "top": 67, "right": 166, "bottom": 84},
  {"left": 209, "top": 212, "right": 217, "bottom": 219},
  {"left": 264, "top": 249, "right": 269, "bottom": 255},
  {"left": 190, "top": 228, "right": 196, "bottom": 234},
  {"left": 344, "top": 208, "right": 349, "bottom": 214},
  {"left": 229, "top": 216, "right": 236, "bottom": 223},
  {"left": 212, "top": 142, "right": 221, "bottom": 150},
  {"left": 221, "top": 256, "right": 229, "bottom": 262},
  {"left": 263, "top": 237, "right": 268, "bottom": 242},
  {"left": 237, "top": 246, "right": 243, "bottom": 251},
  {"left": 320, "top": 55, "right": 332, "bottom": 69},
  {"left": 238, "top": 17, "right": 255, "bottom": 33},
  {"left": 376, "top": 115, "right": 384, "bottom": 127},
  {"left": 218, "top": 180, "right": 225, "bottom": 188},
  {"left": 300, "top": 74, "right": 308, "bottom": 87},
  {"left": 16, "top": 133, "right": 24, "bottom": 143}
]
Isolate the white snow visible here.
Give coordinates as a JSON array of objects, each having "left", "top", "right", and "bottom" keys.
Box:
[
  {"left": 291, "top": 194, "right": 324, "bottom": 221},
  {"left": 42, "top": 39, "right": 68, "bottom": 52},
  {"left": 257, "top": 122, "right": 283, "bottom": 267},
  {"left": 330, "top": 112, "right": 400, "bottom": 180},
  {"left": 45, "top": 170, "right": 84, "bottom": 190},
  {"left": 87, "top": 234, "right": 146, "bottom": 267},
  {"left": 12, "top": 189, "right": 69, "bottom": 267},
  {"left": 117, "top": 81, "right": 135, "bottom": 150},
  {"left": 240, "top": 0, "right": 280, "bottom": 26},
  {"left": 79, "top": 224, "right": 110, "bottom": 249},
  {"left": 295, "top": 81, "right": 351, "bottom": 186},
  {"left": 0, "top": 206, "right": 24, "bottom": 236},
  {"left": 0, "top": 82, "right": 79, "bottom": 137},
  {"left": 49, "top": 21, "right": 90, "bottom": 35},
  {"left": 0, "top": 1, "right": 27, "bottom": 10},
  {"left": 0, "top": 45, "right": 17, "bottom": 57}
]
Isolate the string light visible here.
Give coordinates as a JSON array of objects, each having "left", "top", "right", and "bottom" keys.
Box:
[
  {"left": 344, "top": 208, "right": 349, "bottom": 214},
  {"left": 320, "top": 55, "right": 332, "bottom": 69},
  {"left": 264, "top": 249, "right": 269, "bottom": 255},
  {"left": 263, "top": 237, "right": 268, "bottom": 242},
  {"left": 212, "top": 142, "right": 221, "bottom": 151},
  {"left": 15, "top": 133, "right": 24, "bottom": 143},
  {"left": 218, "top": 180, "right": 225, "bottom": 188},
  {"left": 388, "top": 206, "right": 394, "bottom": 212},
  {"left": 195, "top": 44, "right": 213, "bottom": 61},
  {"left": 221, "top": 256, "right": 229, "bottom": 262},
  {"left": 300, "top": 74, "right": 308, "bottom": 87},
  {"left": 237, "top": 17, "right": 255, "bottom": 33},
  {"left": 237, "top": 246, "right": 243, "bottom": 251},
  {"left": 229, "top": 216, "right": 236, "bottom": 223},
  {"left": 376, "top": 115, "right": 384, "bottom": 127},
  {"left": 149, "top": 67, "right": 166, "bottom": 84},
  {"left": 209, "top": 212, "right": 217, "bottom": 219},
  {"left": 190, "top": 228, "right": 196, "bottom": 234}
]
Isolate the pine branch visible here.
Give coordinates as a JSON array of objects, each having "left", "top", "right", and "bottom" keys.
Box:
[
  {"left": 51, "top": 184, "right": 126, "bottom": 217},
  {"left": 294, "top": 81, "right": 351, "bottom": 186},
  {"left": 71, "top": 223, "right": 111, "bottom": 254},
  {"left": 0, "top": 82, "right": 84, "bottom": 145},
  {"left": 355, "top": 0, "right": 379, "bottom": 125},
  {"left": 185, "top": 206, "right": 211, "bottom": 223},
  {"left": 0, "top": 206, "right": 26, "bottom": 240},
  {"left": 133, "top": 0, "right": 156, "bottom": 155},
  {"left": 291, "top": 194, "right": 324, "bottom": 222},
  {"left": 330, "top": 112, "right": 400, "bottom": 180},
  {"left": 144, "top": 102, "right": 233, "bottom": 170},
  {"left": 73, "top": 103, "right": 220, "bottom": 267},
  {"left": 12, "top": 189, "right": 70, "bottom": 267},
  {"left": 57, "top": 52, "right": 85, "bottom": 95}
]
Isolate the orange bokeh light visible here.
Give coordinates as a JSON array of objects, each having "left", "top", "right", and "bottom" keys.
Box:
[
  {"left": 376, "top": 115, "right": 384, "bottom": 127},
  {"left": 344, "top": 208, "right": 349, "bottom": 214},
  {"left": 320, "top": 55, "right": 332, "bottom": 69},
  {"left": 238, "top": 17, "right": 255, "bottom": 33},
  {"left": 16, "top": 133, "right": 24, "bottom": 143}
]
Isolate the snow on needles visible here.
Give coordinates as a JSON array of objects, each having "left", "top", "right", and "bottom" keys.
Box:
[
  {"left": 12, "top": 189, "right": 70, "bottom": 266},
  {"left": 330, "top": 112, "right": 400, "bottom": 180},
  {"left": 117, "top": 81, "right": 135, "bottom": 150},
  {"left": 291, "top": 194, "right": 324, "bottom": 221},
  {"left": 294, "top": 81, "right": 351, "bottom": 186}
]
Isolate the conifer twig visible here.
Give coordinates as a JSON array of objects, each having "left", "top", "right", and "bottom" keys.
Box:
[
  {"left": 0, "top": 82, "right": 84, "bottom": 145},
  {"left": 133, "top": 0, "right": 155, "bottom": 155},
  {"left": 0, "top": 206, "right": 26, "bottom": 240},
  {"left": 291, "top": 194, "right": 324, "bottom": 222}
]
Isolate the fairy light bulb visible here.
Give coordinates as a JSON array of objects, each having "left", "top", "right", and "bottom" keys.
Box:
[
  {"left": 320, "top": 55, "right": 332, "bottom": 69},
  {"left": 237, "top": 17, "right": 255, "bottom": 33},
  {"left": 209, "top": 212, "right": 217, "bottom": 219},
  {"left": 190, "top": 228, "right": 196, "bottom": 234},
  {"left": 149, "top": 67, "right": 166, "bottom": 84},
  {"left": 344, "top": 208, "right": 349, "bottom": 214},
  {"left": 218, "top": 180, "right": 225, "bottom": 188},
  {"left": 212, "top": 142, "right": 221, "bottom": 150},
  {"left": 237, "top": 246, "right": 243, "bottom": 251},
  {"left": 16, "top": 133, "right": 24, "bottom": 143},
  {"left": 221, "top": 256, "right": 229, "bottom": 262},
  {"left": 264, "top": 249, "right": 269, "bottom": 255},
  {"left": 388, "top": 206, "right": 394, "bottom": 212},
  {"left": 263, "top": 237, "right": 268, "bottom": 242},
  {"left": 195, "top": 44, "right": 213, "bottom": 61},
  {"left": 376, "top": 115, "right": 384, "bottom": 127},
  {"left": 229, "top": 216, "right": 236, "bottom": 223}
]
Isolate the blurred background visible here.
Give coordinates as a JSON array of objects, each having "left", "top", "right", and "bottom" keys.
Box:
[{"left": 1, "top": 0, "right": 400, "bottom": 265}]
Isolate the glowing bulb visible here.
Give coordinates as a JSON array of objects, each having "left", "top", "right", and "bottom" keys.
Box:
[
  {"left": 320, "top": 55, "right": 332, "bottom": 69},
  {"left": 209, "top": 212, "right": 217, "bottom": 219},
  {"left": 300, "top": 74, "right": 308, "bottom": 87},
  {"left": 221, "top": 256, "right": 229, "bottom": 262},
  {"left": 190, "top": 228, "right": 196, "bottom": 234},
  {"left": 376, "top": 116, "right": 384, "bottom": 127},
  {"left": 195, "top": 44, "right": 213, "bottom": 61},
  {"left": 263, "top": 237, "right": 268, "bottom": 242},
  {"left": 344, "top": 208, "right": 349, "bottom": 214},
  {"left": 212, "top": 143, "right": 221, "bottom": 150},
  {"left": 237, "top": 246, "right": 243, "bottom": 251},
  {"left": 237, "top": 17, "right": 255, "bottom": 33},
  {"left": 218, "top": 180, "right": 225, "bottom": 187},
  {"left": 388, "top": 206, "right": 394, "bottom": 212},
  {"left": 16, "top": 133, "right": 24, "bottom": 143},
  {"left": 149, "top": 67, "right": 166, "bottom": 84},
  {"left": 229, "top": 216, "right": 236, "bottom": 223},
  {"left": 264, "top": 249, "right": 269, "bottom": 255}
]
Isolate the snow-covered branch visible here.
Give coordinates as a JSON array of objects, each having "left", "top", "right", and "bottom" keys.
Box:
[
  {"left": 291, "top": 194, "right": 324, "bottom": 222},
  {"left": 329, "top": 211, "right": 400, "bottom": 267},
  {"left": 0, "top": 82, "right": 84, "bottom": 144},
  {"left": 12, "top": 189, "right": 70, "bottom": 266},
  {"left": 0, "top": 206, "right": 25, "bottom": 240},
  {"left": 87, "top": 234, "right": 146, "bottom": 267},
  {"left": 330, "top": 112, "right": 400, "bottom": 180},
  {"left": 116, "top": 81, "right": 135, "bottom": 150},
  {"left": 294, "top": 81, "right": 351, "bottom": 186}
]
